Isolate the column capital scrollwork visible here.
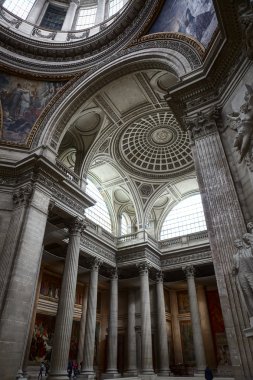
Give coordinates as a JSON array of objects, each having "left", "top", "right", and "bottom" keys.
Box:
[
  {"left": 183, "top": 265, "right": 196, "bottom": 278},
  {"left": 110, "top": 267, "right": 118, "bottom": 279},
  {"left": 91, "top": 257, "right": 103, "bottom": 271},
  {"left": 156, "top": 270, "right": 164, "bottom": 283},
  {"left": 69, "top": 217, "right": 86, "bottom": 235},
  {"left": 137, "top": 262, "right": 150, "bottom": 275},
  {"left": 13, "top": 184, "right": 33, "bottom": 207},
  {"left": 185, "top": 107, "right": 222, "bottom": 142}
]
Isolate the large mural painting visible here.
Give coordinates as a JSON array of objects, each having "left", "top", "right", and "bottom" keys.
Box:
[
  {"left": 0, "top": 73, "right": 64, "bottom": 145},
  {"left": 149, "top": 0, "right": 218, "bottom": 48}
]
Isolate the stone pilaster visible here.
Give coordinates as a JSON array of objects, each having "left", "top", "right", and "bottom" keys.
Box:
[
  {"left": 26, "top": 0, "right": 47, "bottom": 24},
  {"left": 0, "top": 185, "right": 51, "bottom": 380},
  {"left": 0, "top": 185, "right": 32, "bottom": 313},
  {"left": 23, "top": 268, "right": 43, "bottom": 376},
  {"left": 138, "top": 263, "right": 154, "bottom": 376},
  {"left": 48, "top": 217, "right": 85, "bottom": 380},
  {"left": 61, "top": 0, "right": 80, "bottom": 31},
  {"left": 156, "top": 272, "right": 170, "bottom": 376},
  {"left": 106, "top": 269, "right": 119, "bottom": 375},
  {"left": 95, "top": 0, "right": 106, "bottom": 25},
  {"left": 187, "top": 109, "right": 253, "bottom": 379},
  {"left": 125, "top": 289, "right": 137, "bottom": 375},
  {"left": 77, "top": 286, "right": 88, "bottom": 366},
  {"left": 183, "top": 265, "right": 206, "bottom": 374},
  {"left": 80, "top": 258, "right": 102, "bottom": 380}
]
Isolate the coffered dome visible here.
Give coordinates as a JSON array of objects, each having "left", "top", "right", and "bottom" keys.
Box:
[{"left": 115, "top": 112, "right": 193, "bottom": 179}]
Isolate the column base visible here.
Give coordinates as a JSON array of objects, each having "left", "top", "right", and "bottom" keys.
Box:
[
  {"left": 78, "top": 373, "right": 96, "bottom": 380},
  {"left": 47, "top": 373, "right": 69, "bottom": 380},
  {"left": 123, "top": 370, "right": 138, "bottom": 376},
  {"left": 140, "top": 373, "right": 157, "bottom": 380},
  {"left": 157, "top": 370, "right": 172, "bottom": 376},
  {"left": 101, "top": 373, "right": 121, "bottom": 379}
]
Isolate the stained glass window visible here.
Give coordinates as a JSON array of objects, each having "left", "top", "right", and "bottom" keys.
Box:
[{"left": 40, "top": 4, "right": 66, "bottom": 30}]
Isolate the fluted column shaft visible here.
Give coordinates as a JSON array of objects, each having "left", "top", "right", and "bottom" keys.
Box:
[
  {"left": 61, "top": 0, "right": 80, "bottom": 31},
  {"left": 126, "top": 289, "right": 137, "bottom": 374},
  {"left": 77, "top": 286, "right": 88, "bottom": 366},
  {"left": 48, "top": 218, "right": 84, "bottom": 380},
  {"left": 139, "top": 264, "right": 154, "bottom": 374},
  {"left": 184, "top": 266, "right": 206, "bottom": 373},
  {"left": 156, "top": 273, "right": 170, "bottom": 375},
  {"left": 189, "top": 115, "right": 250, "bottom": 379},
  {"left": 80, "top": 259, "right": 101, "bottom": 379},
  {"left": 106, "top": 270, "right": 118, "bottom": 374}
]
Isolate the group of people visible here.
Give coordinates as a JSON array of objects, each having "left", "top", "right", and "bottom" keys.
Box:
[
  {"left": 38, "top": 360, "right": 80, "bottom": 378},
  {"left": 38, "top": 362, "right": 49, "bottom": 379},
  {"left": 67, "top": 360, "right": 80, "bottom": 378}
]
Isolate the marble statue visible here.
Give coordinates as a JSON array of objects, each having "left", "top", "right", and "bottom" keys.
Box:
[
  {"left": 233, "top": 236, "right": 253, "bottom": 316},
  {"left": 227, "top": 84, "right": 253, "bottom": 163}
]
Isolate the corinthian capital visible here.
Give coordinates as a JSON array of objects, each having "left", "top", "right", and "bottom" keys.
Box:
[
  {"left": 185, "top": 107, "right": 221, "bottom": 141},
  {"left": 137, "top": 262, "right": 150, "bottom": 275},
  {"left": 13, "top": 184, "right": 33, "bottom": 207},
  {"left": 69, "top": 217, "right": 86, "bottom": 234},
  {"left": 156, "top": 270, "right": 164, "bottom": 283},
  {"left": 183, "top": 265, "right": 196, "bottom": 278}
]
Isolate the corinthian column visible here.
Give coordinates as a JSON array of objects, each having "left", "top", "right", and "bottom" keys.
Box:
[
  {"left": 183, "top": 265, "right": 206, "bottom": 374},
  {"left": 156, "top": 272, "right": 170, "bottom": 375},
  {"left": 138, "top": 263, "right": 154, "bottom": 375},
  {"left": 106, "top": 269, "right": 119, "bottom": 375},
  {"left": 48, "top": 217, "right": 85, "bottom": 380},
  {"left": 80, "top": 258, "right": 102, "bottom": 380},
  {"left": 125, "top": 289, "right": 137, "bottom": 375}
]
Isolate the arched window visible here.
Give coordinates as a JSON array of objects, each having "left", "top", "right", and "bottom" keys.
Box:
[
  {"left": 86, "top": 179, "right": 112, "bottom": 232},
  {"left": 3, "top": 0, "right": 35, "bottom": 19},
  {"left": 109, "top": 0, "right": 123, "bottom": 17},
  {"left": 160, "top": 194, "right": 206, "bottom": 240},
  {"left": 120, "top": 213, "right": 131, "bottom": 236},
  {"left": 76, "top": 7, "right": 96, "bottom": 30}
]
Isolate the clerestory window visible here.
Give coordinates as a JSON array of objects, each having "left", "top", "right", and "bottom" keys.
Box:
[
  {"left": 109, "top": 0, "right": 123, "bottom": 17},
  {"left": 160, "top": 194, "right": 207, "bottom": 240},
  {"left": 76, "top": 7, "right": 96, "bottom": 30},
  {"left": 86, "top": 179, "right": 112, "bottom": 232},
  {"left": 3, "top": 0, "right": 35, "bottom": 19}
]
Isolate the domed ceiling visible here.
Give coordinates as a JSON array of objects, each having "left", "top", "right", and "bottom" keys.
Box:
[{"left": 58, "top": 68, "right": 198, "bottom": 232}]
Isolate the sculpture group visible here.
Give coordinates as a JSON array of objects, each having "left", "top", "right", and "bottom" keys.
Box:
[{"left": 233, "top": 222, "right": 253, "bottom": 317}]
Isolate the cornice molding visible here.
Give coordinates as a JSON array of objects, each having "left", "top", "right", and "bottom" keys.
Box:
[{"left": 0, "top": 0, "right": 161, "bottom": 77}]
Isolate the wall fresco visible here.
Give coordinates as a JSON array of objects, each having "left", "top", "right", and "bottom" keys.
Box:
[
  {"left": 149, "top": 0, "right": 218, "bottom": 48},
  {"left": 0, "top": 73, "right": 64, "bottom": 144}
]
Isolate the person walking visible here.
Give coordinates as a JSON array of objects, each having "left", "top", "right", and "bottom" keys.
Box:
[{"left": 205, "top": 366, "right": 213, "bottom": 380}]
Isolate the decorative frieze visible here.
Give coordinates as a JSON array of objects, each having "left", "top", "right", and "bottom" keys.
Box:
[
  {"left": 81, "top": 236, "right": 115, "bottom": 263},
  {"left": 161, "top": 251, "right": 211, "bottom": 268}
]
